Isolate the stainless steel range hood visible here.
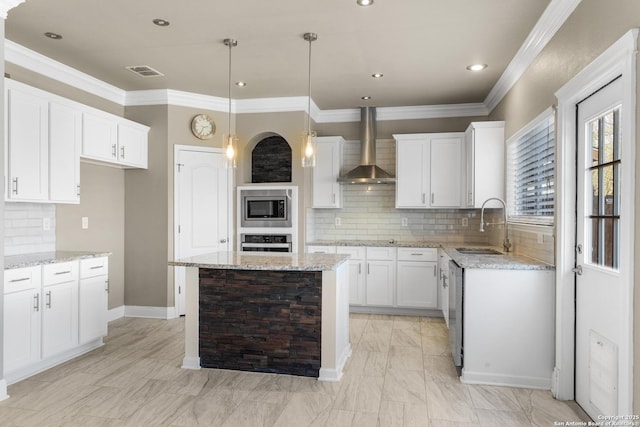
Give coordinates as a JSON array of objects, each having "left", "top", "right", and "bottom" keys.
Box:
[{"left": 338, "top": 107, "right": 396, "bottom": 185}]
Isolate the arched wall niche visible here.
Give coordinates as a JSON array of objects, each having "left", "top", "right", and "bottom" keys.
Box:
[{"left": 248, "top": 132, "right": 292, "bottom": 183}]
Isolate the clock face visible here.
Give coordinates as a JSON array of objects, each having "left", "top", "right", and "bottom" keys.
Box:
[{"left": 191, "top": 114, "right": 216, "bottom": 140}]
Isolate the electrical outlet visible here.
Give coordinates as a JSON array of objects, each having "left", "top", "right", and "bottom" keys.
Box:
[
  {"left": 82, "top": 217, "right": 89, "bottom": 229},
  {"left": 43, "top": 217, "right": 51, "bottom": 231},
  {"left": 335, "top": 217, "right": 341, "bottom": 226},
  {"left": 461, "top": 217, "right": 468, "bottom": 227},
  {"left": 537, "top": 233, "right": 544, "bottom": 244},
  {"left": 401, "top": 218, "right": 408, "bottom": 227}
]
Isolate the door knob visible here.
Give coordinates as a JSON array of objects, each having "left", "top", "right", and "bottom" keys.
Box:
[
  {"left": 220, "top": 238, "right": 227, "bottom": 243},
  {"left": 572, "top": 265, "right": 583, "bottom": 275}
]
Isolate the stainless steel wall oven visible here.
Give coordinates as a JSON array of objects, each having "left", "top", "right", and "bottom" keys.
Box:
[{"left": 240, "top": 234, "right": 292, "bottom": 252}]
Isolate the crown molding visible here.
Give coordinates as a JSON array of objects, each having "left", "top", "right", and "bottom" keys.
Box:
[
  {"left": 5, "top": 39, "right": 127, "bottom": 105},
  {"left": 126, "top": 89, "right": 231, "bottom": 112},
  {"left": 0, "top": 0, "right": 25, "bottom": 19},
  {"left": 315, "top": 103, "right": 489, "bottom": 123},
  {"left": 483, "top": 0, "right": 582, "bottom": 112}
]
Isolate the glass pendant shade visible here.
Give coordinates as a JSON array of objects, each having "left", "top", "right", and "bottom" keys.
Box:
[
  {"left": 225, "top": 133, "right": 237, "bottom": 169},
  {"left": 302, "top": 130, "right": 317, "bottom": 168}
]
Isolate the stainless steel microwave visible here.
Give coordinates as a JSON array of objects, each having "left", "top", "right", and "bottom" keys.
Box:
[{"left": 240, "top": 189, "right": 292, "bottom": 228}]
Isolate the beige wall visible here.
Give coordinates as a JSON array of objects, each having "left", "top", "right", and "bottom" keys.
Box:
[
  {"left": 487, "top": 0, "right": 640, "bottom": 412},
  {"left": 56, "top": 163, "right": 125, "bottom": 309}
]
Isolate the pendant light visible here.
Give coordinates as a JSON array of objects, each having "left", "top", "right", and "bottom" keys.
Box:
[
  {"left": 223, "top": 38, "right": 238, "bottom": 168},
  {"left": 302, "top": 32, "right": 317, "bottom": 168}
]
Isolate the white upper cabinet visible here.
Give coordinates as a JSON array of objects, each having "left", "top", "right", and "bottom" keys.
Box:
[
  {"left": 6, "top": 83, "right": 49, "bottom": 202},
  {"left": 312, "top": 136, "right": 343, "bottom": 208},
  {"left": 49, "top": 101, "right": 82, "bottom": 203},
  {"left": 464, "top": 121, "right": 505, "bottom": 208},
  {"left": 82, "top": 112, "right": 118, "bottom": 163},
  {"left": 118, "top": 123, "right": 148, "bottom": 168},
  {"left": 395, "top": 132, "right": 464, "bottom": 208}
]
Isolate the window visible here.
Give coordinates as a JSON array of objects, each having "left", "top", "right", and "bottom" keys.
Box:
[{"left": 507, "top": 108, "right": 555, "bottom": 225}]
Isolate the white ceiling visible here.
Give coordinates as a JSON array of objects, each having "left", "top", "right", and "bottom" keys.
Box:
[{"left": 5, "top": 0, "right": 551, "bottom": 111}]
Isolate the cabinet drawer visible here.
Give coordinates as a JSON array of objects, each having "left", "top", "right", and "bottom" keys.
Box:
[
  {"left": 366, "top": 247, "right": 396, "bottom": 261},
  {"left": 80, "top": 257, "right": 109, "bottom": 279},
  {"left": 336, "top": 246, "right": 365, "bottom": 260},
  {"left": 43, "top": 261, "right": 78, "bottom": 286},
  {"left": 4, "top": 266, "right": 41, "bottom": 293},
  {"left": 398, "top": 247, "right": 438, "bottom": 262},
  {"left": 307, "top": 245, "right": 337, "bottom": 254}
]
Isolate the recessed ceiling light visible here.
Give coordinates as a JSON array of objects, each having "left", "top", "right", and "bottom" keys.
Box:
[
  {"left": 361, "top": 96, "right": 371, "bottom": 100},
  {"left": 466, "top": 64, "right": 488, "bottom": 72},
  {"left": 44, "top": 32, "right": 62, "bottom": 40},
  {"left": 372, "top": 73, "right": 384, "bottom": 78},
  {"left": 357, "top": 0, "right": 374, "bottom": 6},
  {"left": 152, "top": 18, "right": 170, "bottom": 27},
  {"left": 235, "top": 81, "right": 247, "bottom": 87}
]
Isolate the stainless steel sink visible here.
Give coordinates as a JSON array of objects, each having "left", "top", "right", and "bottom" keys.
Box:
[{"left": 455, "top": 247, "right": 503, "bottom": 255}]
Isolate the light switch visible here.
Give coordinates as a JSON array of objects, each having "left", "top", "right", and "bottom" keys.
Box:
[
  {"left": 43, "top": 217, "right": 51, "bottom": 231},
  {"left": 335, "top": 217, "right": 341, "bottom": 226},
  {"left": 401, "top": 218, "right": 408, "bottom": 227},
  {"left": 461, "top": 217, "right": 468, "bottom": 227},
  {"left": 82, "top": 217, "right": 89, "bottom": 229}
]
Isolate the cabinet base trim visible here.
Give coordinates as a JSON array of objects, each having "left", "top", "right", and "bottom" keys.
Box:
[
  {"left": 319, "top": 343, "right": 352, "bottom": 382},
  {"left": 460, "top": 368, "right": 552, "bottom": 390},
  {"left": 350, "top": 306, "right": 443, "bottom": 317},
  {"left": 107, "top": 305, "right": 125, "bottom": 322},
  {"left": 4, "top": 338, "right": 103, "bottom": 385},
  {"left": 182, "top": 356, "right": 201, "bottom": 370}
]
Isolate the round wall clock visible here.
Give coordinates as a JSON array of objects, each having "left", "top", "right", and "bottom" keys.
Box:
[{"left": 191, "top": 114, "right": 216, "bottom": 140}]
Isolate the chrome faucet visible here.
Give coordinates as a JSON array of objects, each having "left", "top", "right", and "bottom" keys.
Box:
[{"left": 479, "top": 197, "right": 512, "bottom": 252}]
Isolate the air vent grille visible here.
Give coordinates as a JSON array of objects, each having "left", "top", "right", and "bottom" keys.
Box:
[{"left": 125, "top": 65, "right": 164, "bottom": 77}]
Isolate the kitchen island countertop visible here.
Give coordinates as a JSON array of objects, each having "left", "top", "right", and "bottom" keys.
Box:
[
  {"left": 169, "top": 251, "right": 349, "bottom": 271},
  {"left": 5, "top": 250, "right": 112, "bottom": 270}
]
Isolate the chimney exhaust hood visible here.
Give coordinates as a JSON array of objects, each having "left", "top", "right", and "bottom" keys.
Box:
[{"left": 338, "top": 107, "right": 396, "bottom": 185}]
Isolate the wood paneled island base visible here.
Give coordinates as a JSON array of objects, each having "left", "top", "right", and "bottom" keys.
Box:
[
  {"left": 170, "top": 251, "right": 351, "bottom": 381},
  {"left": 199, "top": 268, "right": 322, "bottom": 377}
]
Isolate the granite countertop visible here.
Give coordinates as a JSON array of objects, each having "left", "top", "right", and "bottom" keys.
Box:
[
  {"left": 170, "top": 251, "right": 349, "bottom": 271},
  {"left": 5, "top": 251, "right": 112, "bottom": 270},
  {"left": 442, "top": 246, "right": 554, "bottom": 270},
  {"left": 307, "top": 240, "right": 441, "bottom": 248},
  {"left": 306, "top": 240, "right": 554, "bottom": 270}
]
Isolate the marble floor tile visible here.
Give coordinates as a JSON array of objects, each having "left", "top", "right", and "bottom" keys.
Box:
[{"left": 0, "top": 314, "right": 590, "bottom": 427}]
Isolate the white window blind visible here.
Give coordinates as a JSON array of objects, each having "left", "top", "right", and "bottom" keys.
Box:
[{"left": 507, "top": 110, "right": 555, "bottom": 225}]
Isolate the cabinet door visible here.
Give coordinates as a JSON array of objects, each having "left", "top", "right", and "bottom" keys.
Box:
[
  {"left": 82, "top": 112, "right": 118, "bottom": 162},
  {"left": 348, "top": 259, "right": 366, "bottom": 305},
  {"left": 397, "top": 261, "right": 438, "bottom": 308},
  {"left": 366, "top": 260, "right": 395, "bottom": 306},
  {"left": 430, "top": 135, "right": 463, "bottom": 207},
  {"left": 118, "top": 123, "right": 148, "bottom": 168},
  {"left": 79, "top": 275, "right": 108, "bottom": 344},
  {"left": 6, "top": 87, "right": 49, "bottom": 201},
  {"left": 466, "top": 124, "right": 505, "bottom": 208},
  {"left": 396, "top": 138, "right": 428, "bottom": 208},
  {"left": 313, "top": 139, "right": 342, "bottom": 208},
  {"left": 42, "top": 281, "right": 78, "bottom": 358},
  {"left": 49, "top": 102, "right": 81, "bottom": 203},
  {"left": 4, "top": 289, "right": 41, "bottom": 374}
]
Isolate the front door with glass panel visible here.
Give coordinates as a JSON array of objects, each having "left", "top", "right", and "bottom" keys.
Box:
[{"left": 575, "top": 77, "right": 629, "bottom": 419}]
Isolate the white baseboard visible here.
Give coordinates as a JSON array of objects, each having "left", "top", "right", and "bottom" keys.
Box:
[
  {"left": 107, "top": 306, "right": 125, "bottom": 322},
  {"left": 182, "top": 356, "right": 201, "bottom": 370},
  {"left": 124, "top": 305, "right": 177, "bottom": 319},
  {"left": 319, "top": 344, "right": 352, "bottom": 382},
  {"left": 0, "top": 379, "right": 8, "bottom": 401},
  {"left": 460, "top": 369, "right": 552, "bottom": 390}
]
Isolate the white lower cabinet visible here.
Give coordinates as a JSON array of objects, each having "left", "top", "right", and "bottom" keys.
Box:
[
  {"left": 365, "top": 247, "right": 396, "bottom": 307},
  {"left": 79, "top": 257, "right": 109, "bottom": 344},
  {"left": 396, "top": 248, "right": 438, "bottom": 308},
  {"left": 337, "top": 247, "right": 366, "bottom": 306},
  {"left": 42, "top": 262, "right": 79, "bottom": 359},
  {"left": 3, "top": 257, "right": 109, "bottom": 383},
  {"left": 3, "top": 267, "right": 42, "bottom": 374}
]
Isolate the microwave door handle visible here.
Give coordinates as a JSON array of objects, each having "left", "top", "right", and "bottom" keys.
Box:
[{"left": 286, "top": 189, "right": 292, "bottom": 200}]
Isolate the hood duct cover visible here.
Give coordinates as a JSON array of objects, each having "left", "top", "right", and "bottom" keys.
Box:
[{"left": 338, "top": 107, "right": 396, "bottom": 184}]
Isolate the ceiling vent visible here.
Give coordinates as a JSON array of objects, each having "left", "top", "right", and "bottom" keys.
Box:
[{"left": 125, "top": 65, "right": 164, "bottom": 77}]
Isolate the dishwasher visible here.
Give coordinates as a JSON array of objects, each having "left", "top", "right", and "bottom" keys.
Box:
[{"left": 448, "top": 259, "right": 463, "bottom": 376}]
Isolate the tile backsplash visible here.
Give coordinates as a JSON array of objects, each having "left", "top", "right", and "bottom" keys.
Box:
[{"left": 4, "top": 202, "right": 56, "bottom": 255}]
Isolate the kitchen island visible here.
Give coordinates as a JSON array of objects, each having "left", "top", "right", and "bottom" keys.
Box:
[{"left": 169, "top": 251, "right": 351, "bottom": 381}]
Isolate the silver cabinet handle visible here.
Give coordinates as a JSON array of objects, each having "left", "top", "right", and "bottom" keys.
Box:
[
  {"left": 120, "top": 145, "right": 125, "bottom": 159},
  {"left": 45, "top": 291, "right": 52, "bottom": 308},
  {"left": 358, "top": 264, "right": 361, "bottom": 274},
  {"left": 367, "top": 263, "right": 370, "bottom": 274},
  {"left": 90, "top": 265, "right": 104, "bottom": 270},
  {"left": 433, "top": 265, "right": 437, "bottom": 276},
  {"left": 431, "top": 193, "right": 435, "bottom": 204},
  {"left": 9, "top": 277, "right": 30, "bottom": 283},
  {"left": 33, "top": 293, "right": 39, "bottom": 312},
  {"left": 12, "top": 177, "right": 18, "bottom": 195},
  {"left": 422, "top": 193, "right": 426, "bottom": 204},
  {"left": 105, "top": 280, "right": 109, "bottom": 293},
  {"left": 54, "top": 270, "right": 71, "bottom": 275},
  {"left": 77, "top": 184, "right": 81, "bottom": 197},
  {"left": 332, "top": 193, "right": 336, "bottom": 204},
  {"left": 112, "top": 144, "right": 117, "bottom": 158}
]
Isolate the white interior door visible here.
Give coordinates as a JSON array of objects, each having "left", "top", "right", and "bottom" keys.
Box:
[
  {"left": 575, "top": 77, "right": 631, "bottom": 419},
  {"left": 174, "top": 147, "right": 230, "bottom": 316}
]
